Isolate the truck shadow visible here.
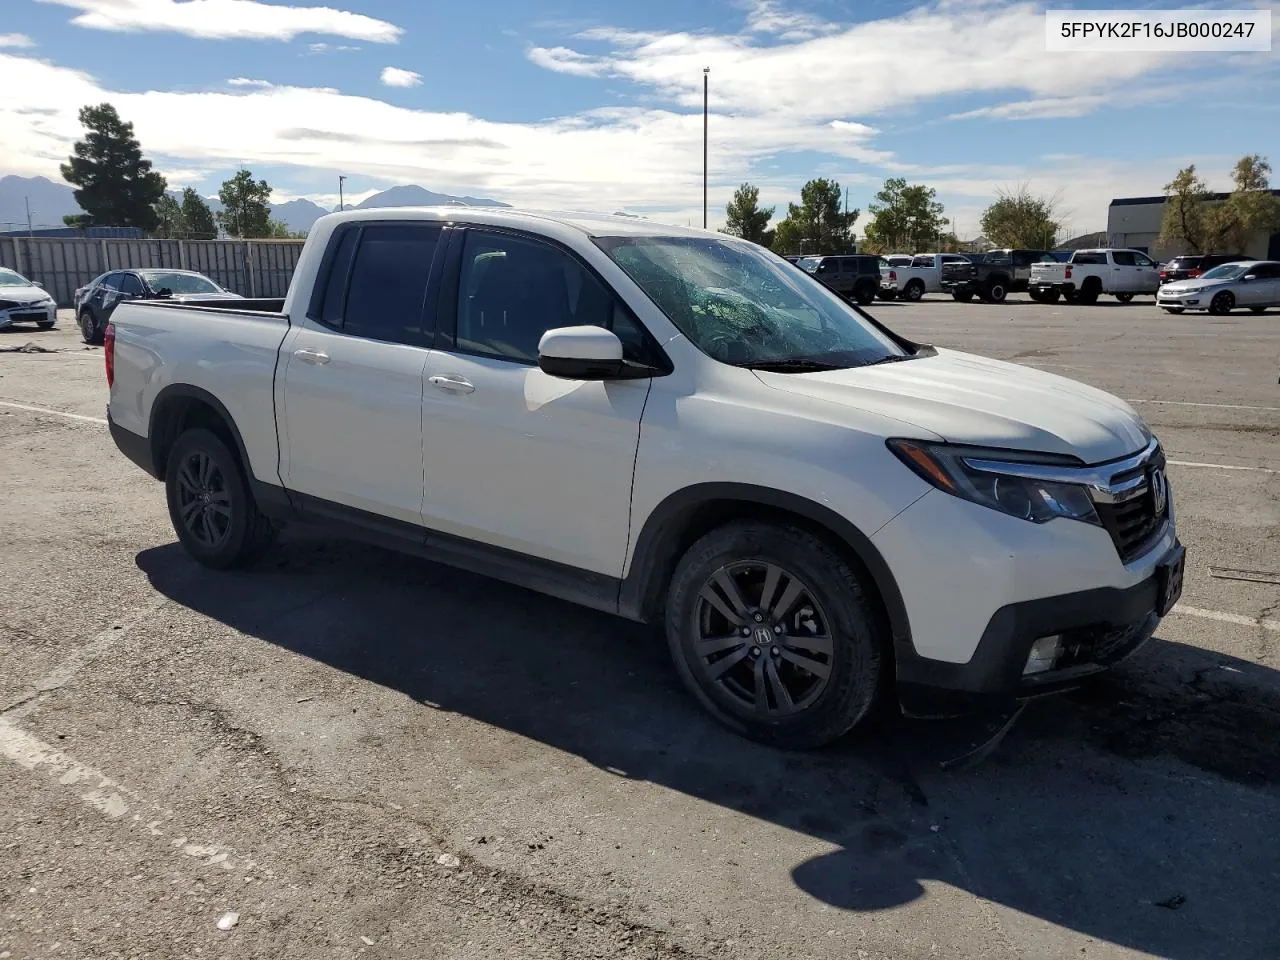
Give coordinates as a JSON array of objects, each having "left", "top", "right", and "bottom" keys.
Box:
[{"left": 137, "top": 534, "right": 1280, "bottom": 960}]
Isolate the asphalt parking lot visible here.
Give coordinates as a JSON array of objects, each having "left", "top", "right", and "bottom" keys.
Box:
[{"left": 2, "top": 297, "right": 1278, "bottom": 960}]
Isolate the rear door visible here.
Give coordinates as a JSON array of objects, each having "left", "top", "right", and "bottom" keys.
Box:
[
  {"left": 420, "top": 227, "right": 655, "bottom": 576},
  {"left": 278, "top": 221, "right": 443, "bottom": 529},
  {"left": 1241, "top": 262, "right": 1280, "bottom": 306}
]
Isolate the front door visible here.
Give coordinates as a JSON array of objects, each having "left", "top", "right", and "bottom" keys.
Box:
[
  {"left": 420, "top": 228, "right": 652, "bottom": 577},
  {"left": 278, "top": 221, "right": 443, "bottom": 528},
  {"left": 1132, "top": 252, "right": 1159, "bottom": 293},
  {"left": 1110, "top": 251, "right": 1138, "bottom": 292}
]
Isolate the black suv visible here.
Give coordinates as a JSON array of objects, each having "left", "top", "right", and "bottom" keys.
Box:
[
  {"left": 799, "top": 254, "right": 883, "bottom": 305},
  {"left": 1158, "top": 254, "right": 1250, "bottom": 285},
  {"left": 940, "top": 249, "right": 1054, "bottom": 303}
]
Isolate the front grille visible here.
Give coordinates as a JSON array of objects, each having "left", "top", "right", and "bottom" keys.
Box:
[
  {"left": 0, "top": 300, "right": 20, "bottom": 310},
  {"left": 7, "top": 310, "right": 47, "bottom": 322},
  {"left": 1094, "top": 449, "right": 1169, "bottom": 562}
]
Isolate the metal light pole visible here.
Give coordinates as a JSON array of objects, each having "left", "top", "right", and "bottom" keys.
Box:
[
  {"left": 338, "top": 175, "right": 347, "bottom": 212},
  {"left": 702, "top": 67, "right": 710, "bottom": 230}
]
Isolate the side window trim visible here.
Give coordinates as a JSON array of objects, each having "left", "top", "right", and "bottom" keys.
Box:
[{"left": 439, "top": 224, "right": 671, "bottom": 373}]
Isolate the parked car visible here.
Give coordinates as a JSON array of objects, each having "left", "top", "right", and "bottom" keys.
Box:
[
  {"left": 1156, "top": 260, "right": 1280, "bottom": 315},
  {"left": 798, "top": 254, "right": 883, "bottom": 305},
  {"left": 940, "top": 249, "right": 1054, "bottom": 303},
  {"left": 105, "top": 208, "right": 1183, "bottom": 749},
  {"left": 0, "top": 267, "right": 57, "bottom": 331},
  {"left": 1157, "top": 253, "right": 1251, "bottom": 285},
  {"left": 75, "top": 269, "right": 240, "bottom": 344},
  {"left": 883, "top": 253, "right": 972, "bottom": 302},
  {"left": 1028, "top": 249, "right": 1159, "bottom": 304}
]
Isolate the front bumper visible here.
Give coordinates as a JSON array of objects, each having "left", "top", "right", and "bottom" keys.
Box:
[
  {"left": 0, "top": 303, "right": 56, "bottom": 327},
  {"left": 1157, "top": 293, "right": 1204, "bottom": 310}
]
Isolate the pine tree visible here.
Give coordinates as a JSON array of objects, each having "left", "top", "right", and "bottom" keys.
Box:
[{"left": 60, "top": 103, "right": 167, "bottom": 230}]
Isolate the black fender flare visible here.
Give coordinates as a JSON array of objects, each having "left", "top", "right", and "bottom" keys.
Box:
[
  {"left": 619, "top": 482, "right": 912, "bottom": 657},
  {"left": 148, "top": 383, "right": 254, "bottom": 479}
]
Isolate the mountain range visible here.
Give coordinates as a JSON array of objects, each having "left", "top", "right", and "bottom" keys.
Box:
[{"left": 0, "top": 175, "right": 506, "bottom": 236}]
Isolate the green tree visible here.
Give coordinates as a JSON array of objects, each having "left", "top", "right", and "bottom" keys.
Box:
[
  {"left": 980, "top": 185, "right": 1061, "bottom": 249},
  {"left": 769, "top": 178, "right": 857, "bottom": 255},
  {"left": 60, "top": 103, "right": 167, "bottom": 230},
  {"left": 266, "top": 218, "right": 307, "bottom": 239},
  {"left": 1215, "top": 154, "right": 1280, "bottom": 253},
  {"left": 217, "top": 169, "right": 273, "bottom": 238},
  {"left": 152, "top": 194, "right": 184, "bottom": 238},
  {"left": 1158, "top": 164, "right": 1213, "bottom": 254},
  {"left": 723, "top": 182, "right": 775, "bottom": 246},
  {"left": 180, "top": 188, "right": 217, "bottom": 239},
  {"left": 861, "top": 178, "right": 946, "bottom": 253}
]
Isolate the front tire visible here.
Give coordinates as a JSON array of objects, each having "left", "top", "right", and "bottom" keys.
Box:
[
  {"left": 1115, "top": 292, "right": 1135, "bottom": 303},
  {"left": 664, "top": 521, "right": 884, "bottom": 749},
  {"left": 1209, "top": 291, "right": 1235, "bottom": 315},
  {"left": 165, "top": 428, "right": 275, "bottom": 570}
]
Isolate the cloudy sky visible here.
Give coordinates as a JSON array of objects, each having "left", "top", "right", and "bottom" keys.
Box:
[{"left": 2, "top": 0, "right": 1278, "bottom": 235}]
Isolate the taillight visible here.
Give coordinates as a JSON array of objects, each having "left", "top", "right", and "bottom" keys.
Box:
[
  {"left": 104, "top": 322, "right": 115, "bottom": 388},
  {"left": 889, "top": 270, "right": 897, "bottom": 281},
  {"left": 1065, "top": 266, "right": 1072, "bottom": 280}
]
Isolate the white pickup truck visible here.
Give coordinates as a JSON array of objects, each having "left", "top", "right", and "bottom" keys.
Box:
[
  {"left": 879, "top": 253, "right": 973, "bottom": 302},
  {"left": 105, "top": 208, "right": 1184, "bottom": 747},
  {"left": 1028, "top": 249, "right": 1160, "bottom": 304}
]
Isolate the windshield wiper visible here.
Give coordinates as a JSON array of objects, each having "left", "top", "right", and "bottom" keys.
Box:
[
  {"left": 739, "top": 358, "right": 848, "bottom": 373},
  {"left": 862, "top": 353, "right": 917, "bottom": 366}
]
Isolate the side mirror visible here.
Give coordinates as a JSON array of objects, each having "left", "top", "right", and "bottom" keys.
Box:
[
  {"left": 1242, "top": 274, "right": 1257, "bottom": 283},
  {"left": 34, "top": 280, "right": 44, "bottom": 289},
  {"left": 538, "top": 326, "right": 648, "bottom": 381}
]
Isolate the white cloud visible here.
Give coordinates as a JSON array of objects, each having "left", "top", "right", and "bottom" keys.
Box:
[
  {"left": 227, "top": 77, "right": 274, "bottom": 88},
  {"left": 529, "top": 1, "right": 1182, "bottom": 121},
  {"left": 380, "top": 66, "right": 422, "bottom": 88},
  {"left": 948, "top": 95, "right": 1108, "bottom": 121},
  {"left": 36, "top": 0, "right": 403, "bottom": 43},
  {"left": 527, "top": 46, "right": 607, "bottom": 77},
  {"left": 0, "top": 33, "right": 36, "bottom": 48}
]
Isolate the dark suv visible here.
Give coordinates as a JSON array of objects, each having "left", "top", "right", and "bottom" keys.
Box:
[
  {"left": 940, "top": 249, "right": 1054, "bottom": 303},
  {"left": 798, "top": 254, "right": 883, "bottom": 305},
  {"left": 1158, "top": 254, "right": 1251, "bottom": 285}
]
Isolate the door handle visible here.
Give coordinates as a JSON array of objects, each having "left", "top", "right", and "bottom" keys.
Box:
[
  {"left": 429, "top": 374, "right": 475, "bottom": 395},
  {"left": 294, "top": 348, "right": 330, "bottom": 365}
]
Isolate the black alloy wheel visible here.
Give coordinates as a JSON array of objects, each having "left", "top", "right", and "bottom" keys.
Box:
[
  {"left": 693, "top": 561, "right": 834, "bottom": 718},
  {"left": 174, "top": 449, "right": 234, "bottom": 551},
  {"left": 1209, "top": 291, "right": 1235, "bottom": 315}
]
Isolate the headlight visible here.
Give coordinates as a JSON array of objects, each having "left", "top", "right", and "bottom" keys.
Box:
[
  {"left": 887, "top": 439, "right": 1100, "bottom": 525},
  {"left": 1178, "top": 287, "right": 1201, "bottom": 295}
]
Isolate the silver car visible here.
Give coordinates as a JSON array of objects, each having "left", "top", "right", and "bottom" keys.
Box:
[
  {"left": 0, "top": 267, "right": 57, "bottom": 330},
  {"left": 1157, "top": 260, "right": 1280, "bottom": 315}
]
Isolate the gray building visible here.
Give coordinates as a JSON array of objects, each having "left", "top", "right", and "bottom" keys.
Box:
[{"left": 1107, "top": 191, "right": 1280, "bottom": 261}]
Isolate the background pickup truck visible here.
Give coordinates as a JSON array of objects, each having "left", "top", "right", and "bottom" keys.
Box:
[
  {"left": 1029, "top": 249, "right": 1160, "bottom": 304},
  {"left": 881, "top": 253, "right": 972, "bottom": 302},
  {"left": 940, "top": 249, "right": 1054, "bottom": 303}
]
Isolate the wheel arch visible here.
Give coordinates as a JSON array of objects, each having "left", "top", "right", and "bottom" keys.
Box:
[
  {"left": 148, "top": 384, "right": 253, "bottom": 482},
  {"left": 620, "top": 483, "right": 911, "bottom": 657}
]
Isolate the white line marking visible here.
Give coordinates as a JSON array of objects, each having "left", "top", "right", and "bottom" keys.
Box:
[
  {"left": 1173, "top": 605, "right": 1280, "bottom": 633},
  {"left": 1127, "top": 399, "right": 1280, "bottom": 413},
  {"left": 0, "top": 717, "right": 271, "bottom": 875},
  {"left": 1167, "top": 459, "right": 1276, "bottom": 474},
  {"left": 0, "top": 399, "right": 106, "bottom": 425}
]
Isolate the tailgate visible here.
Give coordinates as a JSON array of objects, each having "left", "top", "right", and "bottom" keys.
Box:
[
  {"left": 940, "top": 262, "right": 975, "bottom": 282},
  {"left": 1030, "top": 262, "right": 1066, "bottom": 284}
]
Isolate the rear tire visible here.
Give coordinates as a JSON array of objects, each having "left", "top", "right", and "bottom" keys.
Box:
[
  {"left": 1077, "top": 281, "right": 1100, "bottom": 305},
  {"left": 983, "top": 280, "right": 1008, "bottom": 303},
  {"left": 951, "top": 289, "right": 973, "bottom": 303},
  {"left": 665, "top": 521, "right": 884, "bottom": 749},
  {"left": 854, "top": 283, "right": 875, "bottom": 306},
  {"left": 79, "top": 309, "right": 101, "bottom": 344},
  {"left": 1115, "top": 292, "right": 1135, "bottom": 303},
  {"left": 165, "top": 428, "right": 275, "bottom": 570},
  {"left": 902, "top": 280, "right": 924, "bottom": 302},
  {"left": 1209, "top": 291, "right": 1235, "bottom": 315}
]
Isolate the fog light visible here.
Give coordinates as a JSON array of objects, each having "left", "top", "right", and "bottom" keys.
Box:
[{"left": 1023, "top": 634, "right": 1063, "bottom": 676}]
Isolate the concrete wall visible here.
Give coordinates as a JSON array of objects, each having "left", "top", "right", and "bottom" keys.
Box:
[{"left": 0, "top": 236, "right": 305, "bottom": 306}]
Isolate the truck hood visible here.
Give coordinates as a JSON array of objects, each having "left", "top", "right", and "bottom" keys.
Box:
[
  {"left": 754, "top": 348, "right": 1148, "bottom": 463},
  {"left": 0, "top": 284, "right": 51, "bottom": 305}
]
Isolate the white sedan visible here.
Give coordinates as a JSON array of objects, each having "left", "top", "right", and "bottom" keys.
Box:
[
  {"left": 0, "top": 267, "right": 57, "bottom": 330},
  {"left": 1157, "top": 260, "right": 1280, "bottom": 315}
]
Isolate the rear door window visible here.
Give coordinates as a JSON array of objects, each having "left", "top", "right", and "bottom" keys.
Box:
[
  {"left": 119, "top": 273, "right": 145, "bottom": 296},
  {"left": 329, "top": 223, "right": 442, "bottom": 344}
]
